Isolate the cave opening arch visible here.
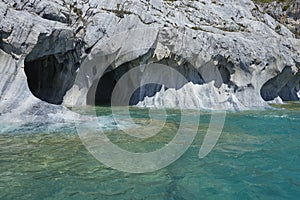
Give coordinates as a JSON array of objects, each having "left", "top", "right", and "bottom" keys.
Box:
[{"left": 86, "top": 53, "right": 234, "bottom": 107}]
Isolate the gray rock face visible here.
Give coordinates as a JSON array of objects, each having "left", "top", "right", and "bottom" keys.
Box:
[
  {"left": 259, "top": 0, "right": 300, "bottom": 37},
  {"left": 0, "top": 0, "right": 81, "bottom": 125},
  {"left": 0, "top": 0, "right": 300, "bottom": 121}
]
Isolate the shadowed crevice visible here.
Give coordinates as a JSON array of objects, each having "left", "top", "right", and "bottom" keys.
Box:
[{"left": 260, "top": 65, "right": 300, "bottom": 101}]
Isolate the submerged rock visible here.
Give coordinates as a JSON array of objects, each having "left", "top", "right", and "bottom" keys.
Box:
[{"left": 0, "top": 0, "right": 300, "bottom": 121}]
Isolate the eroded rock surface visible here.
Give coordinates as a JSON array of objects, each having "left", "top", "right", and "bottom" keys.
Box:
[
  {"left": 258, "top": 0, "right": 300, "bottom": 37},
  {"left": 0, "top": 0, "right": 82, "bottom": 125},
  {"left": 0, "top": 0, "right": 300, "bottom": 123}
]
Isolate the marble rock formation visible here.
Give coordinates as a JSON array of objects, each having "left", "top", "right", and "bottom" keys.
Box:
[{"left": 0, "top": 0, "right": 300, "bottom": 124}]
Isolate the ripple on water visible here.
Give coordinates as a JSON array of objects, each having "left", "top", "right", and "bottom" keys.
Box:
[{"left": 1, "top": 104, "right": 300, "bottom": 199}]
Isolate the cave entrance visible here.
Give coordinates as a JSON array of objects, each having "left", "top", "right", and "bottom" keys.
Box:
[
  {"left": 24, "top": 53, "right": 78, "bottom": 105},
  {"left": 86, "top": 68, "right": 163, "bottom": 106},
  {"left": 87, "top": 70, "right": 117, "bottom": 106},
  {"left": 86, "top": 53, "right": 235, "bottom": 107},
  {"left": 260, "top": 66, "right": 300, "bottom": 101},
  {"left": 24, "top": 32, "right": 82, "bottom": 105}
]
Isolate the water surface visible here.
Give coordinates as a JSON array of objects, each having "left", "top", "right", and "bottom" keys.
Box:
[{"left": 1, "top": 103, "right": 300, "bottom": 199}]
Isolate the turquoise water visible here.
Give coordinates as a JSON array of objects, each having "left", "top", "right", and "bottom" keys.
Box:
[{"left": 1, "top": 103, "right": 300, "bottom": 199}]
